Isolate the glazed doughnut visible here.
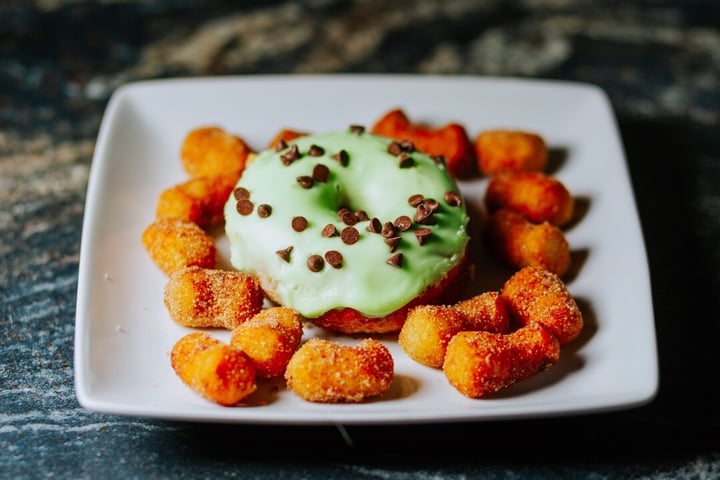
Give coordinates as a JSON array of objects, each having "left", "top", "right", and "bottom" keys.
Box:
[{"left": 224, "top": 128, "right": 470, "bottom": 333}]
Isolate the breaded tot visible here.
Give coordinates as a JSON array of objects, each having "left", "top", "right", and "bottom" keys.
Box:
[
  {"left": 371, "top": 108, "right": 477, "bottom": 178},
  {"left": 164, "top": 266, "right": 264, "bottom": 329},
  {"left": 475, "top": 130, "right": 547, "bottom": 175},
  {"left": 230, "top": 307, "right": 304, "bottom": 379},
  {"left": 180, "top": 126, "right": 253, "bottom": 180},
  {"left": 453, "top": 291, "right": 511, "bottom": 334},
  {"left": 268, "top": 129, "right": 308, "bottom": 149},
  {"left": 484, "top": 208, "right": 570, "bottom": 277},
  {"left": 501, "top": 266, "right": 583, "bottom": 345},
  {"left": 171, "top": 332, "right": 257, "bottom": 406},
  {"left": 486, "top": 172, "right": 574, "bottom": 226},
  {"left": 285, "top": 338, "right": 394, "bottom": 403},
  {"left": 443, "top": 323, "right": 560, "bottom": 398},
  {"left": 399, "top": 305, "right": 466, "bottom": 368},
  {"left": 141, "top": 218, "right": 216, "bottom": 275},
  {"left": 156, "top": 174, "right": 236, "bottom": 229}
]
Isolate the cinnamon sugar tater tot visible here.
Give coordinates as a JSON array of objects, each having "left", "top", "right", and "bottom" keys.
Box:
[
  {"left": 453, "top": 291, "right": 511, "bottom": 334},
  {"left": 443, "top": 323, "right": 560, "bottom": 398},
  {"left": 285, "top": 338, "right": 394, "bottom": 403},
  {"left": 475, "top": 130, "right": 547, "bottom": 175},
  {"left": 486, "top": 172, "right": 574, "bottom": 226},
  {"left": 230, "top": 307, "right": 304, "bottom": 379},
  {"left": 171, "top": 332, "right": 256, "bottom": 406},
  {"left": 141, "top": 217, "right": 216, "bottom": 275},
  {"left": 371, "top": 108, "right": 477, "bottom": 178},
  {"left": 164, "top": 266, "right": 264, "bottom": 329},
  {"left": 501, "top": 266, "right": 584, "bottom": 345},
  {"left": 267, "top": 129, "right": 308, "bottom": 149},
  {"left": 180, "top": 126, "right": 253, "bottom": 180},
  {"left": 156, "top": 174, "right": 236, "bottom": 229},
  {"left": 399, "top": 305, "right": 465, "bottom": 368},
  {"left": 484, "top": 208, "right": 570, "bottom": 277}
]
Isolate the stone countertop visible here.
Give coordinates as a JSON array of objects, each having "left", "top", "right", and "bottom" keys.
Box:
[{"left": 1, "top": 1, "right": 719, "bottom": 478}]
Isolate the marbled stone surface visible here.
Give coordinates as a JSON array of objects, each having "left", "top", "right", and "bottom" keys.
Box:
[{"left": 1, "top": 1, "right": 719, "bottom": 478}]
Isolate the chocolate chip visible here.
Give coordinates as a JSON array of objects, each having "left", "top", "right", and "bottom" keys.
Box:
[
  {"left": 275, "top": 139, "right": 288, "bottom": 152},
  {"left": 414, "top": 228, "right": 432, "bottom": 245},
  {"left": 398, "top": 153, "right": 414, "bottom": 168},
  {"left": 233, "top": 187, "right": 250, "bottom": 200},
  {"left": 281, "top": 144, "right": 301, "bottom": 165},
  {"left": 424, "top": 198, "right": 440, "bottom": 213},
  {"left": 399, "top": 140, "right": 415, "bottom": 152},
  {"left": 387, "top": 252, "right": 403, "bottom": 268},
  {"left": 312, "top": 164, "right": 330, "bottom": 183},
  {"left": 324, "top": 250, "right": 343, "bottom": 268},
  {"left": 236, "top": 199, "right": 254, "bottom": 216},
  {"left": 414, "top": 204, "right": 435, "bottom": 225},
  {"left": 384, "top": 236, "right": 401, "bottom": 252},
  {"left": 444, "top": 191, "right": 462, "bottom": 207},
  {"left": 387, "top": 141, "right": 403, "bottom": 156},
  {"left": 276, "top": 245, "right": 293, "bottom": 262},
  {"left": 297, "top": 176, "right": 314, "bottom": 189},
  {"left": 340, "top": 226, "right": 359, "bottom": 245},
  {"left": 332, "top": 150, "right": 349, "bottom": 166},
  {"left": 307, "top": 254, "right": 324, "bottom": 272},
  {"left": 381, "top": 222, "right": 396, "bottom": 238},
  {"left": 431, "top": 155, "right": 446, "bottom": 166},
  {"left": 349, "top": 125, "right": 365, "bottom": 134},
  {"left": 355, "top": 210, "right": 369, "bottom": 222},
  {"left": 339, "top": 209, "right": 358, "bottom": 226},
  {"left": 408, "top": 194, "right": 424, "bottom": 207},
  {"left": 308, "top": 144, "right": 325, "bottom": 157},
  {"left": 394, "top": 215, "right": 412, "bottom": 232},
  {"left": 366, "top": 217, "right": 382, "bottom": 233},
  {"left": 292, "top": 216, "right": 308, "bottom": 232},
  {"left": 257, "top": 204, "right": 272, "bottom": 218},
  {"left": 321, "top": 224, "right": 338, "bottom": 238}
]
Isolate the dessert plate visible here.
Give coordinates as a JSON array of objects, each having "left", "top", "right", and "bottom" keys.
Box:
[{"left": 74, "top": 75, "right": 657, "bottom": 424}]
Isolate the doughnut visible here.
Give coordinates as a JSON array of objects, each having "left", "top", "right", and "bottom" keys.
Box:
[
  {"left": 371, "top": 108, "right": 477, "bottom": 178},
  {"left": 141, "top": 217, "right": 216, "bottom": 275},
  {"left": 284, "top": 338, "right": 394, "bottom": 403},
  {"left": 224, "top": 128, "right": 470, "bottom": 333},
  {"left": 475, "top": 130, "right": 547, "bottom": 175},
  {"left": 180, "top": 126, "right": 253, "bottom": 180},
  {"left": 485, "top": 172, "right": 574, "bottom": 226}
]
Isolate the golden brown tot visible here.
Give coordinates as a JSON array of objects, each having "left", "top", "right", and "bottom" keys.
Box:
[
  {"left": 475, "top": 130, "right": 547, "bottom": 175},
  {"left": 180, "top": 126, "right": 253, "bottom": 180},
  {"left": 399, "top": 305, "right": 466, "bottom": 368},
  {"left": 453, "top": 291, "right": 511, "bottom": 334},
  {"left": 155, "top": 174, "right": 236, "bottom": 229},
  {"left": 141, "top": 218, "right": 216, "bottom": 275}
]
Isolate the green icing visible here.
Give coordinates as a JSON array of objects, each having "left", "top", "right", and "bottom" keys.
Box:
[{"left": 224, "top": 130, "right": 469, "bottom": 318}]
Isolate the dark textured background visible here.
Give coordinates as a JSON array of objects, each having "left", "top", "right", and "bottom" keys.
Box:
[{"left": 1, "top": 1, "right": 719, "bottom": 478}]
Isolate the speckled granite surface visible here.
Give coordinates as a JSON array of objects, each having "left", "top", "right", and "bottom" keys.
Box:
[{"left": 1, "top": 1, "right": 719, "bottom": 478}]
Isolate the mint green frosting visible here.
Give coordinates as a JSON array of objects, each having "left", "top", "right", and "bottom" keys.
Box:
[{"left": 224, "top": 130, "right": 469, "bottom": 318}]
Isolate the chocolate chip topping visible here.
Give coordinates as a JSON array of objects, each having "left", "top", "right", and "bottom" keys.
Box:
[
  {"left": 384, "top": 236, "right": 401, "bottom": 252},
  {"left": 387, "top": 252, "right": 403, "bottom": 268},
  {"left": 394, "top": 215, "right": 412, "bottom": 232},
  {"left": 257, "top": 204, "right": 272, "bottom": 218},
  {"left": 398, "top": 153, "right": 414, "bottom": 168},
  {"left": 349, "top": 125, "right": 365, "bottom": 134},
  {"left": 233, "top": 187, "right": 250, "bottom": 200},
  {"left": 399, "top": 140, "right": 415, "bottom": 152},
  {"left": 276, "top": 245, "right": 293, "bottom": 262},
  {"left": 340, "top": 226, "right": 359, "bottom": 245},
  {"left": 414, "top": 228, "right": 432, "bottom": 245},
  {"left": 366, "top": 217, "right": 382, "bottom": 233},
  {"left": 297, "top": 175, "right": 314, "bottom": 189},
  {"left": 307, "top": 254, "right": 325, "bottom": 272},
  {"left": 354, "top": 210, "right": 369, "bottom": 222},
  {"left": 275, "top": 139, "right": 288, "bottom": 152},
  {"left": 308, "top": 144, "right": 325, "bottom": 157},
  {"left": 424, "top": 198, "right": 440, "bottom": 213},
  {"left": 338, "top": 208, "right": 358, "bottom": 226},
  {"left": 312, "top": 164, "right": 330, "bottom": 183},
  {"left": 381, "top": 222, "right": 396, "bottom": 238},
  {"left": 414, "top": 198, "right": 439, "bottom": 225},
  {"left": 332, "top": 150, "right": 349, "bottom": 166},
  {"left": 291, "top": 216, "right": 308, "bottom": 232},
  {"left": 431, "top": 155, "right": 446, "bottom": 166},
  {"left": 408, "top": 194, "right": 424, "bottom": 207},
  {"left": 444, "top": 191, "right": 462, "bottom": 207},
  {"left": 281, "top": 144, "right": 301, "bottom": 165},
  {"left": 387, "top": 141, "right": 403, "bottom": 156},
  {"left": 236, "top": 199, "right": 254, "bottom": 216},
  {"left": 324, "top": 250, "right": 343, "bottom": 268},
  {"left": 321, "top": 224, "right": 338, "bottom": 238}
]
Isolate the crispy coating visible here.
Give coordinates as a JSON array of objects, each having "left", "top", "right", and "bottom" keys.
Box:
[
  {"left": 170, "top": 332, "right": 257, "bottom": 406},
  {"left": 164, "top": 266, "right": 264, "bottom": 329},
  {"left": 285, "top": 338, "right": 394, "bottom": 403},
  {"left": 371, "top": 108, "right": 477, "bottom": 178},
  {"left": 268, "top": 129, "right": 308, "bottom": 149},
  {"left": 156, "top": 174, "right": 236, "bottom": 229},
  {"left": 141, "top": 218, "right": 216, "bottom": 275},
  {"left": 475, "top": 130, "right": 547, "bottom": 175},
  {"left": 486, "top": 172, "right": 574, "bottom": 226},
  {"left": 399, "top": 305, "right": 466, "bottom": 368},
  {"left": 230, "top": 307, "right": 304, "bottom": 379},
  {"left": 443, "top": 323, "right": 560, "bottom": 398},
  {"left": 484, "top": 208, "right": 570, "bottom": 277},
  {"left": 180, "top": 126, "right": 253, "bottom": 180},
  {"left": 453, "top": 291, "right": 511, "bottom": 334},
  {"left": 501, "top": 266, "right": 583, "bottom": 345}
]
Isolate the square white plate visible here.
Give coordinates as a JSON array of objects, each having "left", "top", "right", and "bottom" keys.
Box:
[{"left": 74, "top": 75, "right": 658, "bottom": 424}]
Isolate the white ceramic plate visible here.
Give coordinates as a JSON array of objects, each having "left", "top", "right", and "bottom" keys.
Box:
[{"left": 74, "top": 75, "right": 658, "bottom": 424}]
